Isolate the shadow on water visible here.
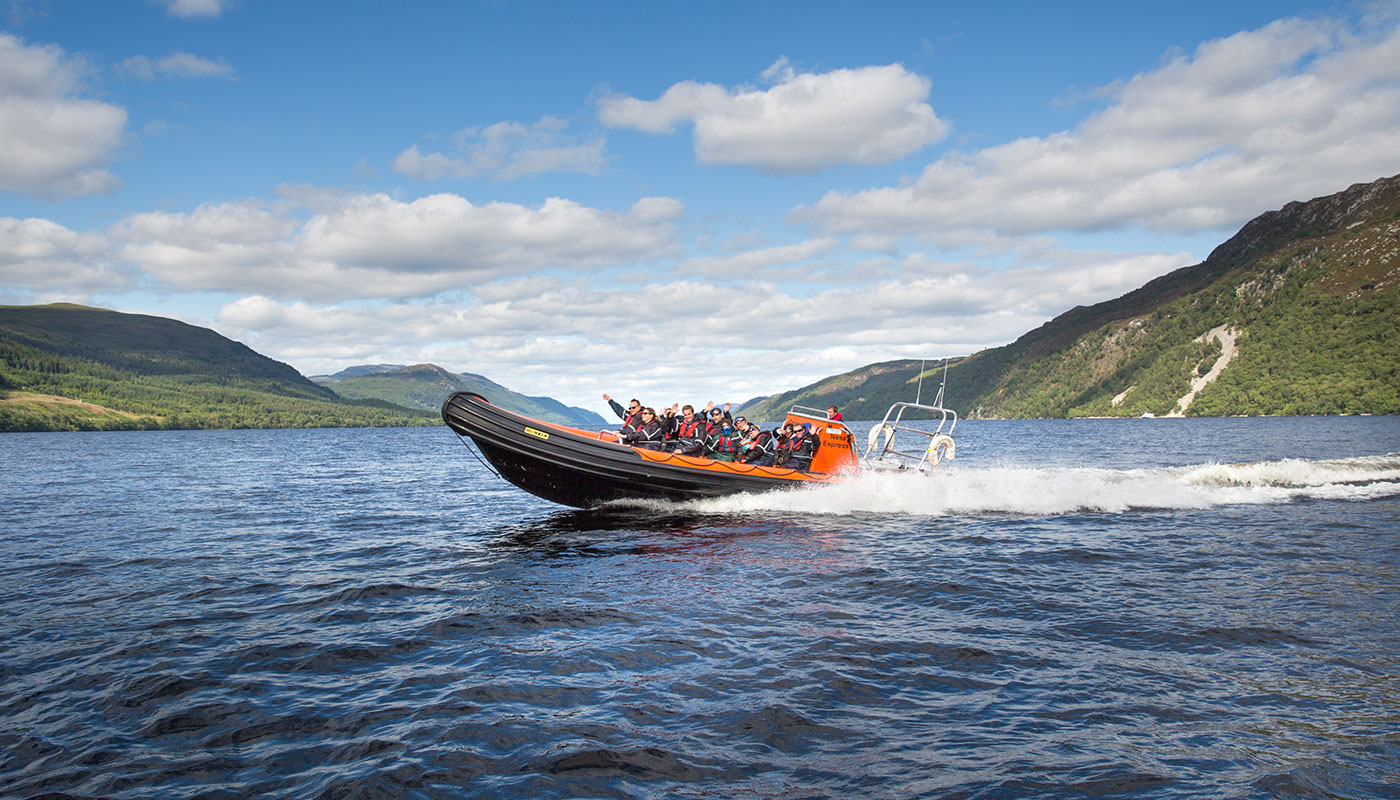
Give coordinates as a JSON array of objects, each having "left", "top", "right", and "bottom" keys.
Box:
[{"left": 483, "top": 503, "right": 854, "bottom": 559}]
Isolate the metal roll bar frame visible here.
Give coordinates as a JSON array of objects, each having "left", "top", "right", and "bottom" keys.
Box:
[{"left": 863, "top": 401, "right": 958, "bottom": 471}]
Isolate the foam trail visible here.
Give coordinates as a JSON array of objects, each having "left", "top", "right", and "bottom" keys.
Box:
[{"left": 657, "top": 455, "right": 1400, "bottom": 517}]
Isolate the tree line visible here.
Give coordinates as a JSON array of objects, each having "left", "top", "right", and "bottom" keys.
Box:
[{"left": 0, "top": 337, "right": 436, "bottom": 432}]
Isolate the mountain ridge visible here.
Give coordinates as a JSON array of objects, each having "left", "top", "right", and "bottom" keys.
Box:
[
  {"left": 316, "top": 363, "right": 606, "bottom": 427},
  {"left": 0, "top": 303, "right": 437, "bottom": 431},
  {"left": 739, "top": 174, "right": 1400, "bottom": 420},
  {"left": 0, "top": 307, "right": 598, "bottom": 431}
]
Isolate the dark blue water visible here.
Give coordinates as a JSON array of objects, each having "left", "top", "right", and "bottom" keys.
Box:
[{"left": 2, "top": 417, "right": 1398, "bottom": 799}]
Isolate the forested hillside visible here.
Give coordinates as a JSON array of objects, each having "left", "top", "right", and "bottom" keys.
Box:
[
  {"left": 0, "top": 305, "right": 435, "bottom": 432},
  {"left": 740, "top": 174, "right": 1400, "bottom": 420}
]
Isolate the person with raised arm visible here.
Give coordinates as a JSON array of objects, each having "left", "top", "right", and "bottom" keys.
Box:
[
  {"left": 667, "top": 404, "right": 706, "bottom": 456},
  {"left": 701, "top": 403, "right": 738, "bottom": 461},
  {"left": 602, "top": 393, "right": 644, "bottom": 438}
]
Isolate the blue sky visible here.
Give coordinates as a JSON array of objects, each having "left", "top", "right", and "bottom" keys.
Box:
[{"left": 3, "top": 0, "right": 1398, "bottom": 413}]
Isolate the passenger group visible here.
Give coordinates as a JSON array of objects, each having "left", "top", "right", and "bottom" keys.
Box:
[{"left": 602, "top": 394, "right": 834, "bottom": 471}]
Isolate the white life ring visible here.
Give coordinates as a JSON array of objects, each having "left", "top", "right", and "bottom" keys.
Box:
[
  {"left": 867, "top": 423, "right": 894, "bottom": 453},
  {"left": 926, "top": 433, "right": 956, "bottom": 465}
]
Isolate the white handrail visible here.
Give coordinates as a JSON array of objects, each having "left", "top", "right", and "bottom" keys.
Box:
[{"left": 862, "top": 401, "right": 959, "bottom": 470}]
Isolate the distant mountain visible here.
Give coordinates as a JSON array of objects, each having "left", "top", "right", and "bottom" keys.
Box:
[
  {"left": 310, "top": 364, "right": 405, "bottom": 384},
  {"left": 0, "top": 304, "right": 434, "bottom": 431},
  {"left": 740, "top": 174, "right": 1400, "bottom": 420},
  {"left": 320, "top": 363, "right": 607, "bottom": 427},
  {"left": 736, "top": 358, "right": 955, "bottom": 423}
]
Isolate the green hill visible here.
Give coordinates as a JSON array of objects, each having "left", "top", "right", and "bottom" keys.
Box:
[
  {"left": 0, "top": 304, "right": 435, "bottom": 432},
  {"left": 310, "top": 364, "right": 405, "bottom": 384},
  {"left": 320, "top": 363, "right": 606, "bottom": 427},
  {"left": 740, "top": 174, "right": 1400, "bottom": 420}
]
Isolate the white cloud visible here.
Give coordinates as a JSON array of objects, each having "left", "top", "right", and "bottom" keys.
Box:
[
  {"left": 294, "top": 193, "right": 680, "bottom": 275},
  {"left": 0, "top": 34, "right": 126, "bottom": 197},
  {"left": 158, "top": 0, "right": 230, "bottom": 19},
  {"left": 0, "top": 216, "right": 130, "bottom": 292},
  {"left": 110, "top": 201, "right": 298, "bottom": 294},
  {"left": 392, "top": 146, "right": 462, "bottom": 181},
  {"left": 100, "top": 191, "right": 682, "bottom": 301},
  {"left": 681, "top": 237, "right": 840, "bottom": 277},
  {"left": 115, "top": 52, "right": 234, "bottom": 80},
  {"left": 0, "top": 34, "right": 81, "bottom": 97},
  {"left": 394, "top": 117, "right": 606, "bottom": 181},
  {"left": 801, "top": 17, "right": 1400, "bottom": 238},
  {"left": 206, "top": 241, "right": 1190, "bottom": 412},
  {"left": 599, "top": 61, "right": 948, "bottom": 173}
]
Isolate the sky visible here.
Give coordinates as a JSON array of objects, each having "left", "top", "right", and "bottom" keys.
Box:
[{"left": 2, "top": 0, "right": 1399, "bottom": 415}]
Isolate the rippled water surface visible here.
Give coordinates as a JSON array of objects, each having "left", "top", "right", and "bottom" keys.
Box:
[{"left": 3, "top": 417, "right": 1399, "bottom": 799}]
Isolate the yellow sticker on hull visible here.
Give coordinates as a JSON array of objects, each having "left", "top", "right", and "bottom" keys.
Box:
[{"left": 524, "top": 426, "right": 550, "bottom": 440}]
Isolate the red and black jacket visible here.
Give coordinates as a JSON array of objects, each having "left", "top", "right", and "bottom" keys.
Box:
[
  {"left": 739, "top": 430, "right": 776, "bottom": 463},
  {"left": 608, "top": 397, "right": 644, "bottom": 435},
  {"left": 703, "top": 423, "right": 739, "bottom": 458},
  {"left": 622, "top": 417, "right": 665, "bottom": 447},
  {"left": 781, "top": 428, "right": 817, "bottom": 470}
]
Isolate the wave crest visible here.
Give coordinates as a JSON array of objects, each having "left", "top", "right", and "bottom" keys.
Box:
[{"left": 657, "top": 455, "right": 1400, "bottom": 517}]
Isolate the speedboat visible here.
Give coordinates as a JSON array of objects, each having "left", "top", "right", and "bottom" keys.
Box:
[
  {"left": 441, "top": 392, "right": 958, "bottom": 509},
  {"left": 441, "top": 392, "right": 861, "bottom": 508}
]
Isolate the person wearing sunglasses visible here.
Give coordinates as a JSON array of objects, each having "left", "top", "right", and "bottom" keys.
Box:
[
  {"left": 602, "top": 392, "right": 645, "bottom": 438},
  {"left": 779, "top": 422, "right": 818, "bottom": 470},
  {"left": 741, "top": 424, "right": 780, "bottom": 466},
  {"left": 620, "top": 407, "right": 666, "bottom": 449}
]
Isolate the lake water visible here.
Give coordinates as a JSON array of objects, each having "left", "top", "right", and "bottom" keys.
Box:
[{"left": 2, "top": 416, "right": 1398, "bottom": 799}]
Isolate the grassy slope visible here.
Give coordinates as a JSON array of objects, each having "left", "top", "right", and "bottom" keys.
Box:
[
  {"left": 739, "top": 175, "right": 1400, "bottom": 420},
  {"left": 0, "top": 305, "right": 434, "bottom": 431}
]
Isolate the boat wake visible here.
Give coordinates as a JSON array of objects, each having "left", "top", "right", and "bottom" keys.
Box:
[{"left": 636, "top": 454, "right": 1400, "bottom": 517}]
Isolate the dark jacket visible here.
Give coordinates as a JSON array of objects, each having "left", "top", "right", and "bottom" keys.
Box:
[
  {"left": 622, "top": 416, "right": 665, "bottom": 448},
  {"left": 668, "top": 413, "right": 706, "bottom": 455},
  {"left": 734, "top": 424, "right": 761, "bottom": 455},
  {"left": 780, "top": 426, "right": 818, "bottom": 470},
  {"left": 703, "top": 421, "right": 740, "bottom": 461},
  {"left": 740, "top": 429, "right": 778, "bottom": 465},
  {"left": 608, "top": 397, "right": 643, "bottom": 435}
]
